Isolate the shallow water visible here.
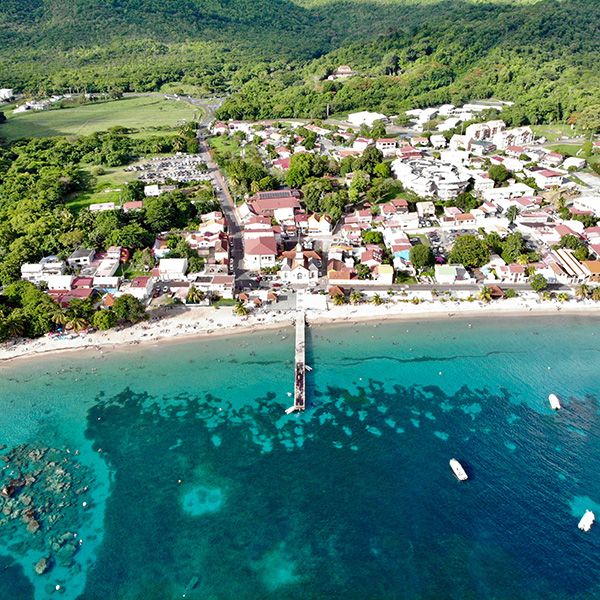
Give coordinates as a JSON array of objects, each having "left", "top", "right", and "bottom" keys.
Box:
[{"left": 1, "top": 316, "right": 600, "bottom": 600}]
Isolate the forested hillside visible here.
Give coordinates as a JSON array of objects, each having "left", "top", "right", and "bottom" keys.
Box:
[{"left": 0, "top": 0, "right": 599, "bottom": 122}]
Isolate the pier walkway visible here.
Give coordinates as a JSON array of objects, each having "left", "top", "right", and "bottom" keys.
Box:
[{"left": 292, "top": 311, "right": 306, "bottom": 411}]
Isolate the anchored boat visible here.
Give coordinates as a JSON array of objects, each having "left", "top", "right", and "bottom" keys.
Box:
[
  {"left": 549, "top": 394, "right": 561, "bottom": 410},
  {"left": 578, "top": 510, "right": 595, "bottom": 532},
  {"left": 449, "top": 458, "right": 468, "bottom": 481}
]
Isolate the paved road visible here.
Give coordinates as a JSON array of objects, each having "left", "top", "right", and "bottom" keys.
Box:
[{"left": 197, "top": 135, "right": 249, "bottom": 285}]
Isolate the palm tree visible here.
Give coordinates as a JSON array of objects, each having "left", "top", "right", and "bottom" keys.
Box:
[
  {"left": 234, "top": 301, "right": 248, "bottom": 316},
  {"left": 172, "top": 136, "right": 187, "bottom": 152},
  {"left": 558, "top": 292, "right": 570, "bottom": 303},
  {"left": 332, "top": 293, "right": 346, "bottom": 306},
  {"left": 5, "top": 313, "right": 26, "bottom": 338},
  {"left": 592, "top": 287, "right": 600, "bottom": 302},
  {"left": 186, "top": 286, "right": 205, "bottom": 304},
  {"left": 371, "top": 294, "right": 384, "bottom": 306},
  {"left": 541, "top": 291, "right": 552, "bottom": 301},
  {"left": 250, "top": 180, "right": 260, "bottom": 194},
  {"left": 517, "top": 254, "right": 529, "bottom": 266},
  {"left": 576, "top": 284, "right": 591, "bottom": 300},
  {"left": 50, "top": 307, "right": 67, "bottom": 327},
  {"left": 478, "top": 287, "right": 492, "bottom": 303},
  {"left": 66, "top": 318, "right": 88, "bottom": 332},
  {"left": 349, "top": 291, "right": 362, "bottom": 305}
]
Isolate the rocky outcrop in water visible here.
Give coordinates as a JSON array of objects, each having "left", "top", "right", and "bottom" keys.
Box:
[{"left": 0, "top": 444, "right": 93, "bottom": 576}]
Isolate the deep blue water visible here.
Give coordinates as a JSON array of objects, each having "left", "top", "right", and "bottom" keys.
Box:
[{"left": 1, "top": 316, "right": 600, "bottom": 600}]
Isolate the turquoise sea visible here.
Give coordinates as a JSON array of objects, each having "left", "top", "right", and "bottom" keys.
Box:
[{"left": 1, "top": 315, "right": 600, "bottom": 600}]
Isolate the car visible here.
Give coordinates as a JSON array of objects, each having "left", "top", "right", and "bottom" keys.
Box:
[
  {"left": 153, "top": 290, "right": 160, "bottom": 298},
  {"left": 273, "top": 283, "right": 281, "bottom": 288},
  {"left": 162, "top": 286, "right": 169, "bottom": 293},
  {"left": 256, "top": 276, "right": 262, "bottom": 282}
]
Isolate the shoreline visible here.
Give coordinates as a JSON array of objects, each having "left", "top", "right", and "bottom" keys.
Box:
[{"left": 2, "top": 299, "right": 600, "bottom": 366}]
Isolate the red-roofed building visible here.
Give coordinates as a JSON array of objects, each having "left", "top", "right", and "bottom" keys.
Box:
[
  {"left": 376, "top": 138, "right": 397, "bottom": 156},
  {"left": 243, "top": 237, "right": 278, "bottom": 270},
  {"left": 129, "top": 276, "right": 153, "bottom": 300},
  {"left": 249, "top": 190, "right": 302, "bottom": 217},
  {"left": 123, "top": 201, "right": 143, "bottom": 212}
]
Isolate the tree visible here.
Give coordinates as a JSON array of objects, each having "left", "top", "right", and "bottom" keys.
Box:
[
  {"left": 577, "top": 105, "right": 600, "bottom": 133},
  {"left": 5, "top": 312, "right": 26, "bottom": 338},
  {"left": 373, "top": 163, "right": 391, "bottom": 179},
  {"left": 92, "top": 310, "right": 117, "bottom": 330},
  {"left": 409, "top": 244, "right": 434, "bottom": 271},
  {"left": 448, "top": 235, "right": 490, "bottom": 269},
  {"left": 505, "top": 288, "right": 517, "bottom": 298},
  {"left": 356, "top": 263, "right": 371, "bottom": 280},
  {"left": 332, "top": 293, "right": 346, "bottom": 306},
  {"left": 113, "top": 294, "right": 147, "bottom": 324},
  {"left": 529, "top": 273, "right": 548, "bottom": 292},
  {"left": 234, "top": 301, "right": 248, "bottom": 316},
  {"left": 502, "top": 232, "right": 525, "bottom": 263},
  {"left": 575, "top": 283, "right": 591, "bottom": 299},
  {"left": 506, "top": 205, "right": 520, "bottom": 224},
  {"left": 489, "top": 164, "right": 510, "bottom": 185},
  {"left": 186, "top": 286, "right": 206, "bottom": 304},
  {"left": 108, "top": 223, "right": 154, "bottom": 249},
  {"left": 286, "top": 153, "right": 313, "bottom": 188},
  {"left": 349, "top": 291, "right": 362, "bottom": 305},
  {"left": 558, "top": 292, "right": 570, "bottom": 302},
  {"left": 371, "top": 294, "right": 384, "bottom": 305},
  {"left": 478, "top": 287, "right": 492, "bottom": 303}
]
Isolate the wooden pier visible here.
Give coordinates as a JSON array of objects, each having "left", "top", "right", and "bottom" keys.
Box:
[{"left": 293, "top": 311, "right": 306, "bottom": 411}]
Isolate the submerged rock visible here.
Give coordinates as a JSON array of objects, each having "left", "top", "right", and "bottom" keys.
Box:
[
  {"left": 26, "top": 519, "right": 40, "bottom": 533},
  {"left": 34, "top": 557, "right": 49, "bottom": 575}
]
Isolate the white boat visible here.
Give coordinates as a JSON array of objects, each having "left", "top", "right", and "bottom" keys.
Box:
[
  {"left": 449, "top": 458, "right": 468, "bottom": 481},
  {"left": 285, "top": 406, "right": 296, "bottom": 414},
  {"left": 305, "top": 365, "right": 313, "bottom": 372},
  {"left": 549, "top": 394, "right": 561, "bottom": 410},
  {"left": 578, "top": 510, "right": 595, "bottom": 532}
]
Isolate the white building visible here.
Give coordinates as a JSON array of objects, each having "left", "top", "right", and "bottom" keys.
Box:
[
  {"left": 347, "top": 111, "right": 388, "bottom": 127},
  {"left": 158, "top": 258, "right": 188, "bottom": 281}
]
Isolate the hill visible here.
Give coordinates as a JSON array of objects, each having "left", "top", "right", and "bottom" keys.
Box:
[{"left": 0, "top": 0, "right": 599, "bottom": 125}]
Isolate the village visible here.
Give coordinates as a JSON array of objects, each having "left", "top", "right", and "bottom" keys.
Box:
[{"left": 15, "top": 91, "right": 600, "bottom": 321}]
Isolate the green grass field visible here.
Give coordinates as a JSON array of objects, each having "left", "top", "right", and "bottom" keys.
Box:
[
  {"left": 1, "top": 95, "right": 204, "bottom": 142},
  {"left": 65, "top": 161, "right": 147, "bottom": 213}
]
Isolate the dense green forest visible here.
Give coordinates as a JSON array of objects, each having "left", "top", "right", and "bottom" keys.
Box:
[{"left": 0, "top": 1, "right": 599, "bottom": 124}]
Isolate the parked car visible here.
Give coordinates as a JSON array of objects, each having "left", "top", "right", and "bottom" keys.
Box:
[{"left": 162, "top": 285, "right": 169, "bottom": 293}]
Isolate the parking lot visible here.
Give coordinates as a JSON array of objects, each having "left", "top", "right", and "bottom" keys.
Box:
[{"left": 124, "top": 155, "right": 210, "bottom": 184}]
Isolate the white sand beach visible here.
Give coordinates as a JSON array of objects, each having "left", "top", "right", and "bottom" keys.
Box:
[{"left": 2, "top": 294, "right": 600, "bottom": 364}]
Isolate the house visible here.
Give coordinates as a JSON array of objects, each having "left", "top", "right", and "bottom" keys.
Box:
[
  {"left": 376, "top": 138, "right": 397, "bottom": 156},
  {"left": 563, "top": 157, "right": 587, "bottom": 171},
  {"left": 93, "top": 276, "right": 121, "bottom": 292},
  {"left": 416, "top": 201, "right": 436, "bottom": 218},
  {"left": 329, "top": 65, "right": 356, "bottom": 79},
  {"left": 144, "top": 184, "right": 177, "bottom": 197},
  {"left": 129, "top": 276, "right": 153, "bottom": 301},
  {"left": 95, "top": 259, "right": 119, "bottom": 278},
  {"left": 210, "top": 275, "right": 235, "bottom": 299},
  {"left": 46, "top": 275, "right": 74, "bottom": 292},
  {"left": 531, "top": 169, "right": 564, "bottom": 189},
  {"left": 434, "top": 264, "right": 473, "bottom": 284},
  {"left": 497, "top": 263, "right": 527, "bottom": 284},
  {"left": 454, "top": 213, "right": 476, "bottom": 226},
  {"left": 353, "top": 137, "right": 374, "bottom": 152},
  {"left": 158, "top": 258, "right": 188, "bottom": 281},
  {"left": 243, "top": 237, "right": 278, "bottom": 271},
  {"left": 391, "top": 198, "right": 409, "bottom": 213},
  {"left": 21, "top": 260, "right": 66, "bottom": 284},
  {"left": 89, "top": 202, "right": 116, "bottom": 212},
  {"left": 307, "top": 214, "right": 332, "bottom": 235},
  {"left": 347, "top": 111, "right": 387, "bottom": 127},
  {"left": 123, "top": 201, "right": 144, "bottom": 212},
  {"left": 249, "top": 190, "right": 302, "bottom": 217},
  {"left": 68, "top": 249, "right": 95, "bottom": 268},
  {"left": 540, "top": 152, "right": 564, "bottom": 168},
  {"left": 373, "top": 264, "right": 394, "bottom": 285},
  {"left": 430, "top": 135, "right": 447, "bottom": 149}
]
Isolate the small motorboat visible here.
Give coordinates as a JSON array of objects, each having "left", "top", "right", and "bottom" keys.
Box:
[
  {"left": 549, "top": 394, "right": 561, "bottom": 410},
  {"left": 578, "top": 510, "right": 595, "bottom": 532},
  {"left": 449, "top": 458, "right": 468, "bottom": 481}
]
